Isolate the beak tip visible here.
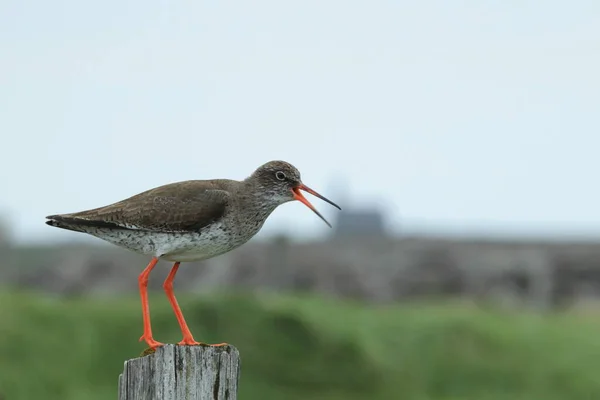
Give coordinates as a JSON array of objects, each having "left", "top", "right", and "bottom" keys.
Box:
[{"left": 294, "top": 184, "right": 340, "bottom": 226}]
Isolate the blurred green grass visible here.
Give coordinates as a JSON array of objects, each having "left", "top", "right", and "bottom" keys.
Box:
[{"left": 1, "top": 290, "right": 600, "bottom": 400}]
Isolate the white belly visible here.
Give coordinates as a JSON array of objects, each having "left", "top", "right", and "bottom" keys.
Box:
[{"left": 88, "top": 222, "right": 252, "bottom": 262}]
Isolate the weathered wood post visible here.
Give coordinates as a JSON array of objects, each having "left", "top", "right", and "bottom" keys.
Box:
[{"left": 118, "top": 344, "right": 240, "bottom": 400}]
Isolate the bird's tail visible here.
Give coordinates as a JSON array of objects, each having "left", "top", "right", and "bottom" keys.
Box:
[{"left": 45, "top": 214, "right": 91, "bottom": 233}]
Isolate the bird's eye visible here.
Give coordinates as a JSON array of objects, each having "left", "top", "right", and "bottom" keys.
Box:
[{"left": 275, "top": 171, "right": 286, "bottom": 181}]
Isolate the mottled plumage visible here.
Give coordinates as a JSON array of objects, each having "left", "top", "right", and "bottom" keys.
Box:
[{"left": 45, "top": 160, "right": 341, "bottom": 349}]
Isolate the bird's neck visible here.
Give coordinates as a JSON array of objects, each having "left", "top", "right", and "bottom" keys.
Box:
[{"left": 236, "top": 179, "right": 283, "bottom": 219}]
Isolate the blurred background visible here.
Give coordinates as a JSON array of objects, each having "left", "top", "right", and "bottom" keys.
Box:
[{"left": 2, "top": 1, "right": 600, "bottom": 399}]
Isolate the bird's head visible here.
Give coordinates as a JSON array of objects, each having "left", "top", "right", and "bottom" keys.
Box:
[{"left": 249, "top": 160, "right": 341, "bottom": 227}]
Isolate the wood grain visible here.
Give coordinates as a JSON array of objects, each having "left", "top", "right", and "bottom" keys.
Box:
[{"left": 118, "top": 344, "right": 240, "bottom": 400}]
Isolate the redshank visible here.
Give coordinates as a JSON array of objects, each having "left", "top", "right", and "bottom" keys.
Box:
[{"left": 46, "top": 160, "right": 341, "bottom": 349}]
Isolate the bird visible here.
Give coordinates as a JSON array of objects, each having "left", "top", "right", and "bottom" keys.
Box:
[{"left": 45, "top": 160, "right": 341, "bottom": 349}]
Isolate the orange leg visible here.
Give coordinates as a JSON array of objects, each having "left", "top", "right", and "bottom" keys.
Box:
[
  {"left": 138, "top": 257, "right": 164, "bottom": 349},
  {"left": 163, "top": 262, "right": 228, "bottom": 347}
]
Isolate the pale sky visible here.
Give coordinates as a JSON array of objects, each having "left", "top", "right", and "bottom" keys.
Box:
[{"left": 1, "top": 1, "right": 600, "bottom": 243}]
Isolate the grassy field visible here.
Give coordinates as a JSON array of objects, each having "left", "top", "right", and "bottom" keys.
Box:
[{"left": 1, "top": 290, "right": 600, "bottom": 400}]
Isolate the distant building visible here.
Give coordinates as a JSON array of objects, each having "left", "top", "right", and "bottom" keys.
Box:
[
  {"left": 325, "top": 178, "right": 390, "bottom": 238},
  {"left": 332, "top": 208, "right": 387, "bottom": 237}
]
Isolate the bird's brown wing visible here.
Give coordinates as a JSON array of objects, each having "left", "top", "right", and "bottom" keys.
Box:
[{"left": 46, "top": 180, "right": 231, "bottom": 233}]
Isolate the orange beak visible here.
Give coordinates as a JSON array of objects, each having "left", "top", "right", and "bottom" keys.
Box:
[{"left": 292, "top": 184, "right": 341, "bottom": 228}]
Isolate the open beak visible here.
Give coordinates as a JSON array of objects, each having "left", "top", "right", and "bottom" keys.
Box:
[{"left": 292, "top": 184, "right": 341, "bottom": 228}]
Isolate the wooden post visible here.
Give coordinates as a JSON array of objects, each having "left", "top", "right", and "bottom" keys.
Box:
[{"left": 118, "top": 344, "right": 240, "bottom": 400}]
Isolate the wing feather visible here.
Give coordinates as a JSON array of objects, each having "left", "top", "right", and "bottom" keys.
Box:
[{"left": 46, "top": 180, "right": 231, "bottom": 233}]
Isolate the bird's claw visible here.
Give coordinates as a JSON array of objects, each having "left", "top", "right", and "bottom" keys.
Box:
[{"left": 139, "top": 334, "right": 164, "bottom": 350}]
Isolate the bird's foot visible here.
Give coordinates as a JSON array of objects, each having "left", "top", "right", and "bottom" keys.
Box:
[
  {"left": 178, "top": 336, "right": 202, "bottom": 346},
  {"left": 177, "top": 336, "right": 229, "bottom": 347},
  {"left": 139, "top": 334, "right": 164, "bottom": 350}
]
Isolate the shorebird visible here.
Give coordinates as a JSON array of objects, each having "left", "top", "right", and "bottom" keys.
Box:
[{"left": 46, "top": 160, "right": 341, "bottom": 349}]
